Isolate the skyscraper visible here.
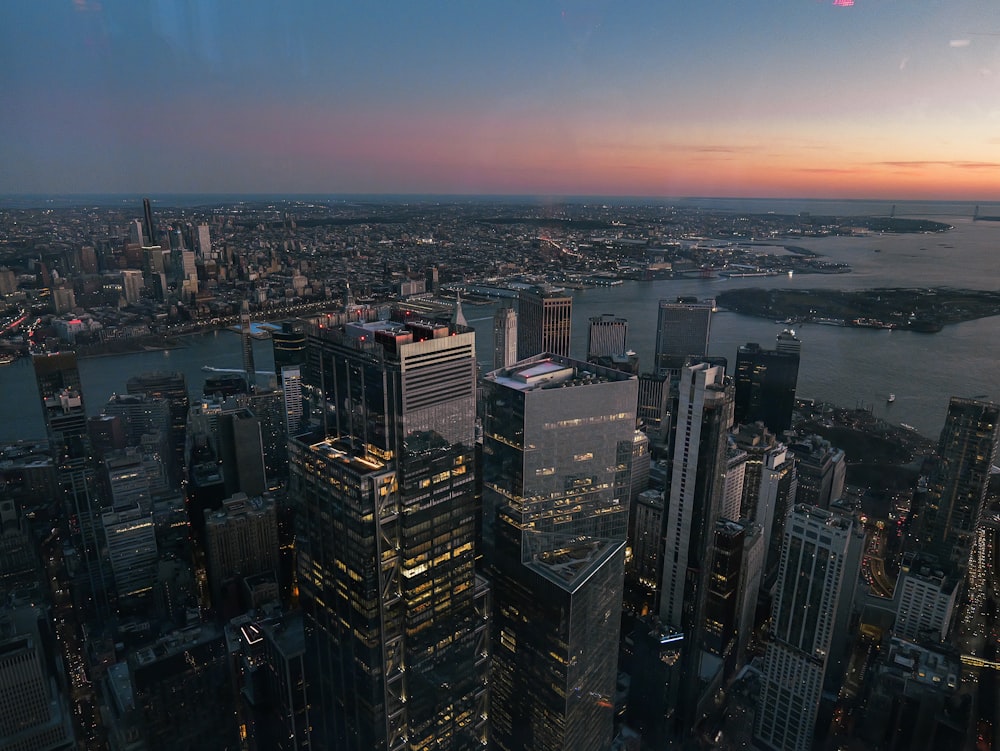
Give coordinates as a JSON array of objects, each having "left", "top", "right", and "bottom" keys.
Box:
[
  {"left": 587, "top": 314, "right": 628, "bottom": 360},
  {"left": 481, "top": 354, "right": 637, "bottom": 751},
  {"left": 657, "top": 360, "right": 734, "bottom": 732},
  {"left": 33, "top": 352, "right": 109, "bottom": 615},
  {"left": 142, "top": 197, "right": 155, "bottom": 245},
  {"left": 241, "top": 300, "right": 256, "bottom": 391},
  {"left": 914, "top": 397, "right": 1000, "bottom": 573},
  {"left": 654, "top": 297, "right": 713, "bottom": 377},
  {"left": 733, "top": 329, "right": 801, "bottom": 433},
  {"left": 755, "top": 505, "right": 864, "bottom": 751},
  {"left": 493, "top": 305, "right": 518, "bottom": 370},
  {"left": 292, "top": 315, "right": 488, "bottom": 751},
  {"left": 516, "top": 286, "right": 572, "bottom": 360}
]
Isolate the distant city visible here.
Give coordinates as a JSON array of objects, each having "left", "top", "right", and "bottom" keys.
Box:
[{"left": 0, "top": 196, "right": 998, "bottom": 751}]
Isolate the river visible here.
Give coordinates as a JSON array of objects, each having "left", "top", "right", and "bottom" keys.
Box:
[{"left": 1, "top": 210, "right": 997, "bottom": 443}]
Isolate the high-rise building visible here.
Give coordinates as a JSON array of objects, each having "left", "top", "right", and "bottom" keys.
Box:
[
  {"left": 587, "top": 314, "right": 628, "bottom": 360},
  {"left": 33, "top": 352, "right": 109, "bottom": 615},
  {"left": 292, "top": 316, "right": 488, "bottom": 751},
  {"left": 493, "top": 305, "right": 518, "bottom": 370},
  {"left": 0, "top": 605, "right": 75, "bottom": 751},
  {"left": 204, "top": 492, "right": 279, "bottom": 605},
  {"left": 241, "top": 300, "right": 256, "bottom": 391},
  {"left": 228, "top": 611, "right": 311, "bottom": 751},
  {"left": 281, "top": 365, "right": 304, "bottom": 436},
  {"left": 218, "top": 408, "right": 267, "bottom": 498},
  {"left": 656, "top": 360, "right": 734, "bottom": 732},
  {"left": 272, "top": 321, "right": 307, "bottom": 380},
  {"left": 129, "top": 623, "right": 238, "bottom": 750},
  {"left": 788, "top": 434, "right": 846, "bottom": 509},
  {"left": 733, "top": 330, "right": 801, "bottom": 433},
  {"left": 481, "top": 354, "right": 637, "bottom": 751},
  {"left": 516, "top": 286, "right": 572, "bottom": 360},
  {"left": 913, "top": 398, "right": 1000, "bottom": 573},
  {"left": 126, "top": 370, "right": 188, "bottom": 484},
  {"left": 894, "top": 553, "right": 959, "bottom": 643},
  {"left": 721, "top": 443, "right": 748, "bottom": 521},
  {"left": 142, "top": 197, "right": 156, "bottom": 245},
  {"left": 755, "top": 505, "right": 864, "bottom": 751},
  {"left": 196, "top": 223, "right": 212, "bottom": 258},
  {"left": 102, "top": 504, "right": 157, "bottom": 605},
  {"left": 654, "top": 297, "right": 713, "bottom": 376}
]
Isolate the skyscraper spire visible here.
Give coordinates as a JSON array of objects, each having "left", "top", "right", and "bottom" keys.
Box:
[{"left": 450, "top": 291, "right": 468, "bottom": 328}]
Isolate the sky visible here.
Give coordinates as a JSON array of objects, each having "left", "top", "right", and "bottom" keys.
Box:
[{"left": 2, "top": 1, "right": 999, "bottom": 200}]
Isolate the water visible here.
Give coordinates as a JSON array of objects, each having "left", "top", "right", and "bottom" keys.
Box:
[{"left": 2, "top": 207, "right": 997, "bottom": 443}]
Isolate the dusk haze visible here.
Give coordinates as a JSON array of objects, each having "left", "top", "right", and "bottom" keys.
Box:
[{"left": 3, "top": 1, "right": 1000, "bottom": 199}]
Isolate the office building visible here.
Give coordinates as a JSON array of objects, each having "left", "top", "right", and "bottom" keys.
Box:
[
  {"left": 281, "top": 364, "right": 305, "bottom": 435},
  {"left": 272, "top": 320, "right": 307, "bottom": 379},
  {"left": 102, "top": 504, "right": 157, "bottom": 604},
  {"left": 196, "top": 223, "right": 213, "bottom": 258},
  {"left": 292, "top": 315, "right": 488, "bottom": 751},
  {"left": 219, "top": 408, "right": 267, "bottom": 498},
  {"left": 142, "top": 197, "right": 156, "bottom": 244},
  {"left": 657, "top": 360, "right": 734, "bottom": 732},
  {"left": 241, "top": 300, "right": 256, "bottom": 391},
  {"left": 481, "top": 354, "right": 637, "bottom": 751},
  {"left": 755, "top": 505, "right": 864, "bottom": 751},
  {"left": 631, "top": 488, "right": 665, "bottom": 593},
  {"left": 493, "top": 305, "right": 518, "bottom": 370},
  {"left": 102, "top": 392, "right": 172, "bottom": 450},
  {"left": 654, "top": 297, "right": 713, "bottom": 376},
  {"left": 587, "top": 314, "right": 628, "bottom": 360},
  {"left": 129, "top": 623, "right": 238, "bottom": 750},
  {"left": 637, "top": 372, "right": 671, "bottom": 453},
  {"left": 894, "top": 553, "right": 959, "bottom": 643},
  {"left": 0, "top": 605, "right": 75, "bottom": 751},
  {"left": 103, "top": 449, "right": 152, "bottom": 512},
  {"left": 33, "top": 352, "right": 109, "bottom": 615},
  {"left": 720, "top": 444, "right": 747, "bottom": 522},
  {"left": 204, "top": 492, "right": 279, "bottom": 605},
  {"left": 788, "top": 434, "right": 846, "bottom": 509},
  {"left": 733, "top": 330, "right": 801, "bottom": 433},
  {"left": 914, "top": 398, "right": 1000, "bottom": 573},
  {"left": 860, "top": 638, "right": 964, "bottom": 750},
  {"left": 126, "top": 370, "right": 189, "bottom": 483},
  {"left": 516, "top": 286, "right": 572, "bottom": 360},
  {"left": 228, "top": 611, "right": 310, "bottom": 751}
]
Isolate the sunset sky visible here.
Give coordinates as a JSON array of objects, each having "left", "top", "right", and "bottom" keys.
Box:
[{"left": 3, "top": 1, "right": 999, "bottom": 199}]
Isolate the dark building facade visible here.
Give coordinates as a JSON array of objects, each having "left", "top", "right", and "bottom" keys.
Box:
[
  {"left": 914, "top": 397, "right": 1000, "bottom": 573},
  {"left": 653, "top": 297, "right": 713, "bottom": 376},
  {"left": 733, "top": 331, "right": 800, "bottom": 434},
  {"left": 292, "top": 317, "right": 488, "bottom": 751}
]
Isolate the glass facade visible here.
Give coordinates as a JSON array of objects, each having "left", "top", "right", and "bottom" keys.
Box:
[
  {"left": 293, "top": 318, "right": 487, "bottom": 751},
  {"left": 481, "top": 355, "right": 637, "bottom": 751}
]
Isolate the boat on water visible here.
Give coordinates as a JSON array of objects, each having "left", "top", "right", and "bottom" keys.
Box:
[
  {"left": 0, "top": 353, "right": 16, "bottom": 365},
  {"left": 887, "top": 393, "right": 896, "bottom": 404}
]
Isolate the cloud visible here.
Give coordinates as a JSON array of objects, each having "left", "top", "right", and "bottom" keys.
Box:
[
  {"left": 692, "top": 146, "right": 753, "bottom": 154},
  {"left": 795, "top": 167, "right": 865, "bottom": 175},
  {"left": 875, "top": 160, "right": 1000, "bottom": 170},
  {"left": 950, "top": 39, "right": 971, "bottom": 48}
]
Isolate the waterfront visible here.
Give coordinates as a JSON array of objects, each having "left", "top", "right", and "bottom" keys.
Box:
[{"left": 0, "top": 210, "right": 997, "bottom": 444}]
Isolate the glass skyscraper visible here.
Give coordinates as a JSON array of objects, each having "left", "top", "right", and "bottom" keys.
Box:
[
  {"left": 915, "top": 397, "right": 1000, "bottom": 573},
  {"left": 481, "top": 354, "right": 637, "bottom": 751},
  {"left": 653, "top": 297, "right": 714, "bottom": 377},
  {"left": 291, "top": 315, "right": 488, "bottom": 751}
]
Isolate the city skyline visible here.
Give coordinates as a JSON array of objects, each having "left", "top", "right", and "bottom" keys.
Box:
[{"left": 3, "top": 2, "right": 1000, "bottom": 200}]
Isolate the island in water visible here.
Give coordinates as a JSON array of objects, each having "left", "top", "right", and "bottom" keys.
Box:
[{"left": 716, "top": 287, "right": 1000, "bottom": 332}]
